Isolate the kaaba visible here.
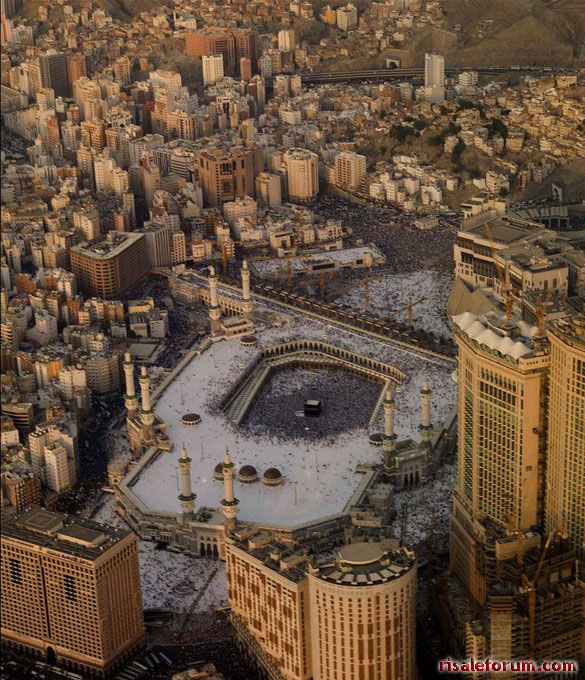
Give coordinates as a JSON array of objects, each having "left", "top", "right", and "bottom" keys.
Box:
[{"left": 304, "top": 399, "right": 321, "bottom": 417}]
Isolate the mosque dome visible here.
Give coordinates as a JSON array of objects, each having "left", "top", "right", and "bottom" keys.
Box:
[
  {"left": 181, "top": 413, "right": 201, "bottom": 426},
  {"left": 238, "top": 465, "right": 259, "bottom": 483},
  {"left": 262, "top": 467, "right": 283, "bottom": 486}
]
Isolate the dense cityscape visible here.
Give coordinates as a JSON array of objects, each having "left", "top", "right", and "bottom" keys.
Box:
[{"left": 0, "top": 0, "right": 584, "bottom": 679}]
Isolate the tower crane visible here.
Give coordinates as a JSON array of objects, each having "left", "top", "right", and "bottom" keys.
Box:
[
  {"left": 392, "top": 297, "right": 426, "bottom": 327},
  {"left": 298, "top": 271, "right": 334, "bottom": 298},
  {"left": 249, "top": 252, "right": 296, "bottom": 288},
  {"left": 325, "top": 274, "right": 383, "bottom": 314},
  {"left": 484, "top": 222, "right": 514, "bottom": 322},
  {"left": 521, "top": 524, "right": 565, "bottom": 677}
]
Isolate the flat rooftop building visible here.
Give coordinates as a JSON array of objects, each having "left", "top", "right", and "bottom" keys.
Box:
[
  {"left": 70, "top": 231, "right": 149, "bottom": 299},
  {"left": 1, "top": 506, "right": 144, "bottom": 675}
]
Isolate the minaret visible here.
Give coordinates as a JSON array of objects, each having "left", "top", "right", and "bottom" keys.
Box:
[
  {"left": 139, "top": 365, "right": 155, "bottom": 443},
  {"left": 240, "top": 259, "right": 253, "bottom": 321},
  {"left": 123, "top": 352, "right": 138, "bottom": 417},
  {"left": 178, "top": 444, "right": 196, "bottom": 520},
  {"left": 220, "top": 449, "right": 239, "bottom": 533},
  {"left": 382, "top": 384, "right": 398, "bottom": 471},
  {"left": 419, "top": 378, "right": 432, "bottom": 447},
  {"left": 208, "top": 265, "right": 222, "bottom": 335}
]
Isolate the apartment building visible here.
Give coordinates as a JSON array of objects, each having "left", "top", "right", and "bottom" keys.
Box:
[
  {"left": 1, "top": 507, "right": 144, "bottom": 675},
  {"left": 186, "top": 28, "right": 257, "bottom": 78},
  {"left": 227, "top": 531, "right": 416, "bottom": 680},
  {"left": 283, "top": 148, "right": 319, "bottom": 203},
  {"left": 70, "top": 232, "right": 149, "bottom": 299},
  {"left": 195, "top": 145, "right": 255, "bottom": 207},
  {"left": 335, "top": 151, "right": 366, "bottom": 191},
  {"left": 202, "top": 54, "right": 224, "bottom": 87}
]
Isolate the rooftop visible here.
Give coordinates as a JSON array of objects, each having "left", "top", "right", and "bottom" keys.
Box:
[
  {"left": 71, "top": 231, "right": 144, "bottom": 260},
  {"left": 2, "top": 506, "right": 131, "bottom": 562},
  {"left": 451, "top": 311, "right": 541, "bottom": 360},
  {"left": 463, "top": 216, "right": 547, "bottom": 245},
  {"left": 314, "top": 540, "right": 416, "bottom": 586}
]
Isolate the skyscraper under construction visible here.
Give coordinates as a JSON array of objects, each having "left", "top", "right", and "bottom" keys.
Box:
[{"left": 445, "top": 311, "right": 585, "bottom": 676}]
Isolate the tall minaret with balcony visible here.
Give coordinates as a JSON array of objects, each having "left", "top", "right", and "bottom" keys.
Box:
[
  {"left": 382, "top": 384, "right": 398, "bottom": 472},
  {"left": 221, "top": 449, "right": 239, "bottom": 533},
  {"left": 241, "top": 259, "right": 253, "bottom": 321},
  {"left": 419, "top": 378, "right": 432, "bottom": 447},
  {"left": 208, "top": 265, "right": 222, "bottom": 335},
  {"left": 178, "top": 444, "right": 196, "bottom": 520},
  {"left": 139, "top": 365, "right": 155, "bottom": 444},
  {"left": 123, "top": 352, "right": 138, "bottom": 418}
]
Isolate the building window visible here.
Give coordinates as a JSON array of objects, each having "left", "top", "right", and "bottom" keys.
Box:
[
  {"left": 64, "top": 573, "right": 77, "bottom": 602},
  {"left": 9, "top": 558, "right": 22, "bottom": 584}
]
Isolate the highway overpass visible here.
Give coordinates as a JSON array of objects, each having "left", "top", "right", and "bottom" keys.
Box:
[{"left": 266, "top": 66, "right": 572, "bottom": 86}]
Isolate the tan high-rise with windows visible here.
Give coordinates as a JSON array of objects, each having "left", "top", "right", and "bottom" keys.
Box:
[
  {"left": 65, "top": 53, "right": 87, "bottom": 87},
  {"left": 447, "top": 311, "right": 585, "bottom": 669},
  {"left": 283, "top": 148, "right": 319, "bottom": 203},
  {"left": 227, "top": 531, "right": 416, "bottom": 680},
  {"left": 1, "top": 506, "right": 144, "bottom": 675},
  {"left": 449, "top": 312, "right": 550, "bottom": 604},
  {"left": 195, "top": 145, "right": 255, "bottom": 207},
  {"left": 545, "top": 316, "right": 585, "bottom": 560},
  {"left": 335, "top": 151, "right": 366, "bottom": 191},
  {"left": 308, "top": 542, "right": 417, "bottom": 680},
  {"left": 70, "top": 231, "right": 149, "bottom": 299}
]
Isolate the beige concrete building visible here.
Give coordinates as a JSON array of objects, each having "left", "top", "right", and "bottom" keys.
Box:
[
  {"left": 1, "top": 506, "right": 144, "bottom": 675},
  {"left": 283, "top": 148, "right": 318, "bottom": 203},
  {"left": 335, "top": 151, "right": 366, "bottom": 191},
  {"left": 227, "top": 531, "right": 416, "bottom": 680},
  {"left": 278, "top": 28, "right": 296, "bottom": 51},
  {"left": 308, "top": 542, "right": 417, "bottom": 680},
  {"left": 453, "top": 214, "right": 582, "bottom": 299},
  {"left": 196, "top": 145, "right": 255, "bottom": 207},
  {"left": 545, "top": 316, "right": 585, "bottom": 560},
  {"left": 255, "top": 172, "right": 282, "bottom": 208},
  {"left": 70, "top": 231, "right": 149, "bottom": 299},
  {"left": 223, "top": 196, "right": 257, "bottom": 228},
  {"left": 202, "top": 54, "right": 224, "bottom": 86},
  {"left": 138, "top": 221, "right": 172, "bottom": 268},
  {"left": 1, "top": 462, "right": 41, "bottom": 511},
  {"left": 446, "top": 310, "right": 585, "bottom": 672},
  {"left": 336, "top": 3, "right": 358, "bottom": 31},
  {"left": 72, "top": 76, "right": 101, "bottom": 121},
  {"left": 450, "top": 312, "right": 550, "bottom": 604},
  {"left": 113, "top": 56, "right": 131, "bottom": 86}
]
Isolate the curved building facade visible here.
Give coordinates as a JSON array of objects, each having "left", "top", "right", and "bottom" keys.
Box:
[
  {"left": 283, "top": 148, "right": 319, "bottom": 203},
  {"left": 308, "top": 542, "right": 417, "bottom": 680}
]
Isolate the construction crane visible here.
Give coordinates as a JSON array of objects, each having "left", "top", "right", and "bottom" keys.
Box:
[
  {"left": 535, "top": 288, "right": 553, "bottom": 337},
  {"left": 250, "top": 252, "right": 296, "bottom": 288},
  {"left": 325, "top": 274, "right": 383, "bottom": 314},
  {"left": 392, "top": 297, "right": 426, "bottom": 327},
  {"left": 521, "top": 524, "right": 565, "bottom": 676},
  {"left": 484, "top": 222, "right": 514, "bottom": 322},
  {"left": 534, "top": 271, "right": 565, "bottom": 336},
  {"left": 299, "top": 271, "right": 334, "bottom": 298}
]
